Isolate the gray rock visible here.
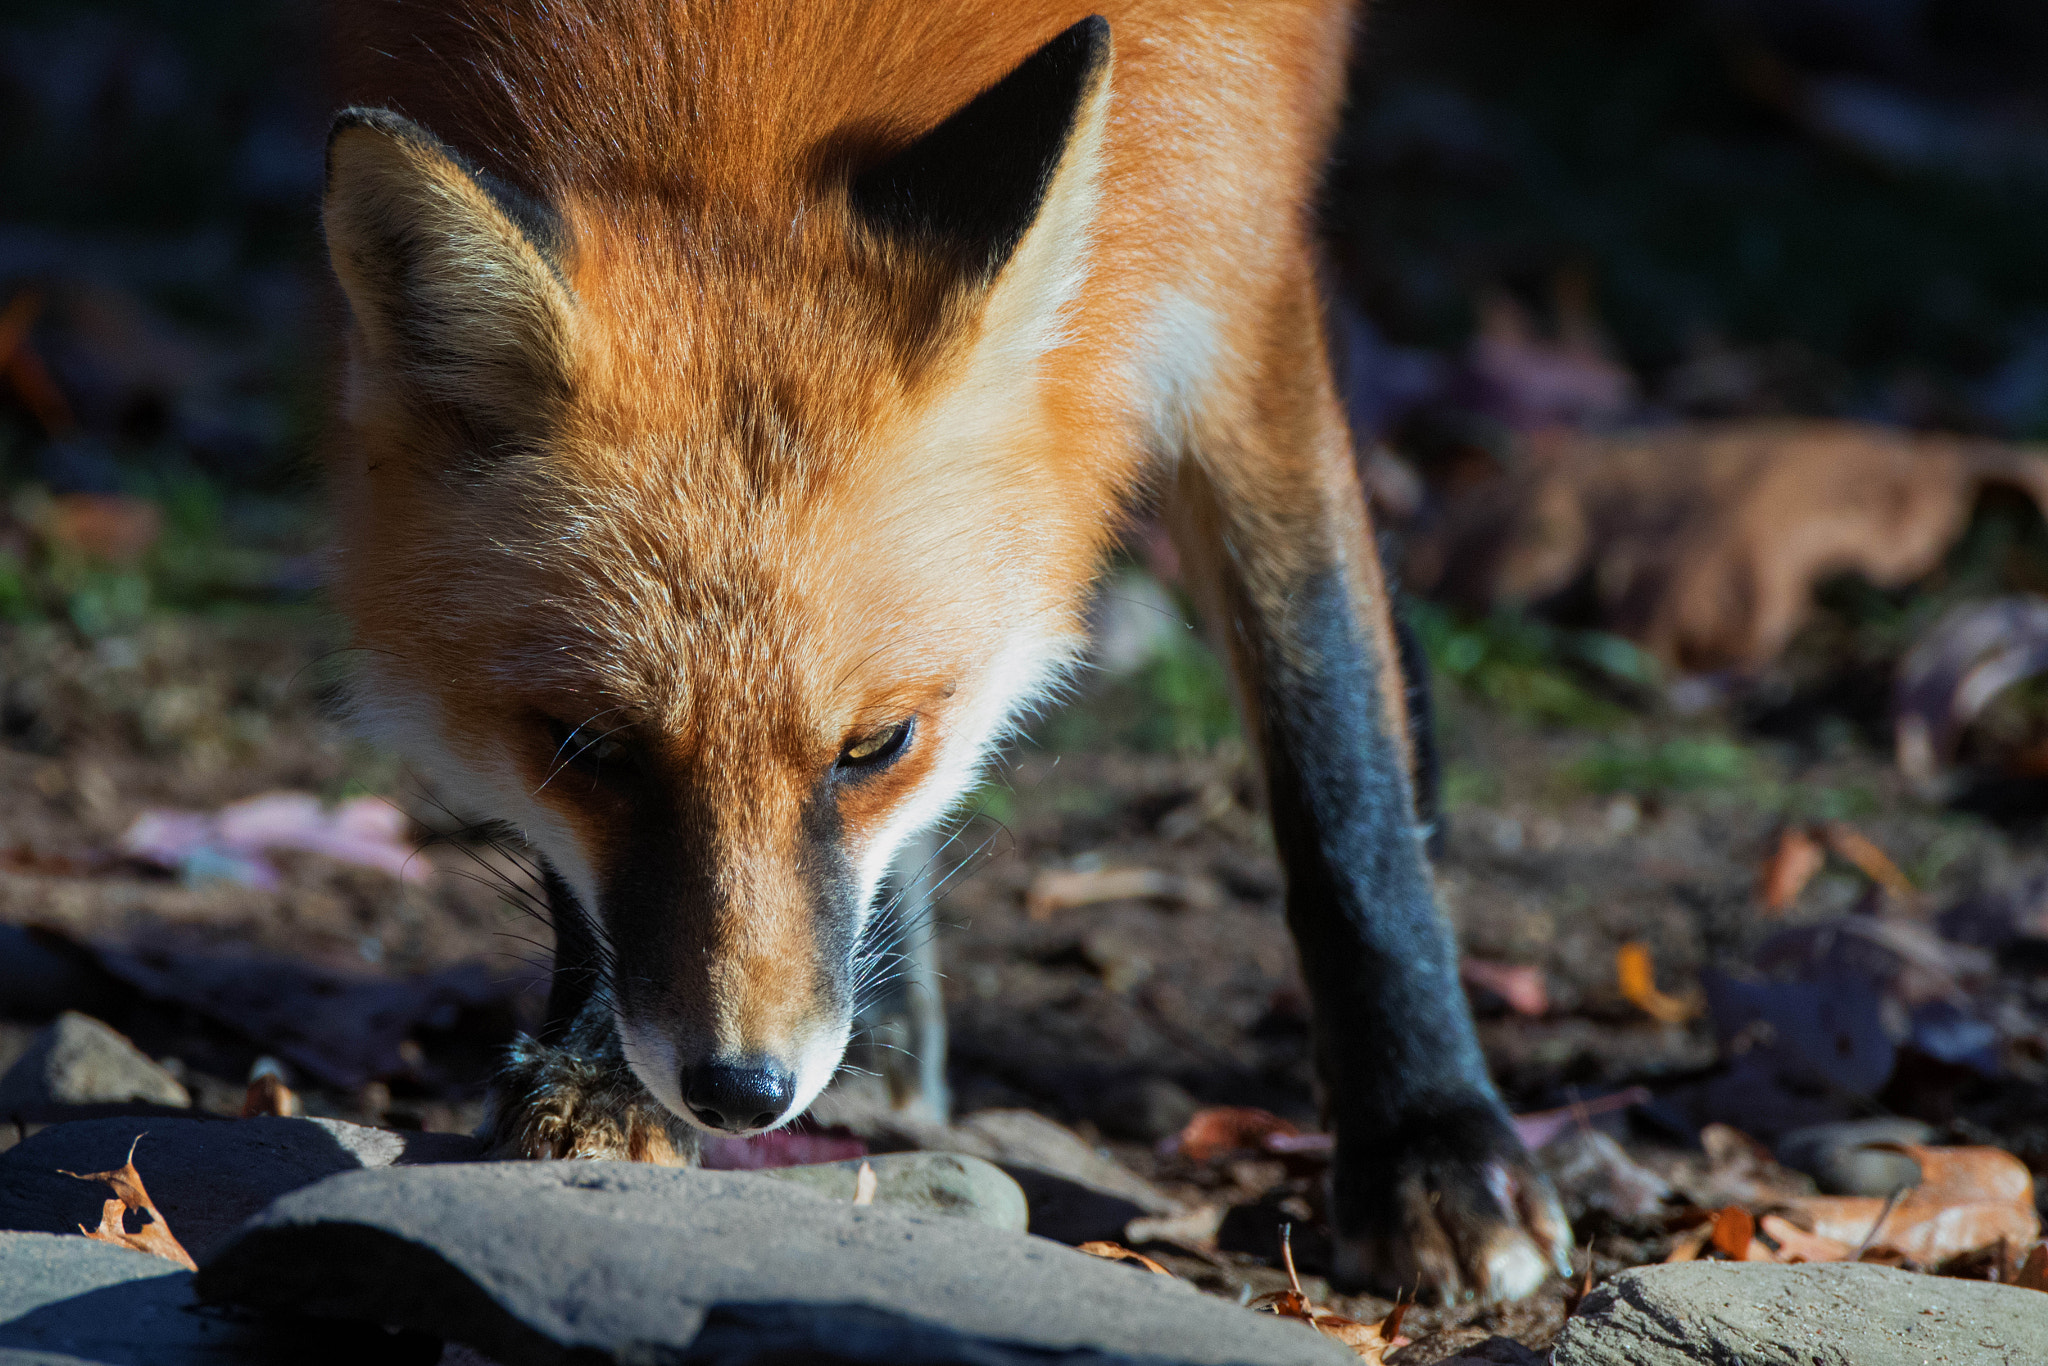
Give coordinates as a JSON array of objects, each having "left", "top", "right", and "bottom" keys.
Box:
[
  {"left": 801, "top": 1096, "right": 1183, "bottom": 1244},
  {"left": 952, "top": 1109, "right": 1182, "bottom": 1215},
  {"left": 0, "top": 1015, "right": 189, "bottom": 1119},
  {"left": 0, "top": 1115, "right": 480, "bottom": 1261},
  {"left": 755, "top": 1152, "right": 1028, "bottom": 1231},
  {"left": 1774, "top": 1117, "right": 1934, "bottom": 1196},
  {"left": 0, "top": 1230, "right": 429, "bottom": 1365},
  {"left": 198, "top": 1161, "right": 1354, "bottom": 1366},
  {"left": 1552, "top": 1261, "right": 2048, "bottom": 1366},
  {"left": 1434, "top": 1337, "right": 1546, "bottom": 1365},
  {"left": 1539, "top": 1128, "right": 1672, "bottom": 1223}
]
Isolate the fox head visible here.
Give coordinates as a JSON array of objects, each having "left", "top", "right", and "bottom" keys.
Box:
[{"left": 323, "top": 20, "right": 1115, "bottom": 1131}]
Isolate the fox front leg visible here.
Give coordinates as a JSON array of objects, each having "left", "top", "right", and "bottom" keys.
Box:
[
  {"left": 1163, "top": 293, "right": 1571, "bottom": 1304},
  {"left": 481, "top": 872, "right": 698, "bottom": 1166}
]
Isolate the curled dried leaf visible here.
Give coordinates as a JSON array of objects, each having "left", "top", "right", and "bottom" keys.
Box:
[
  {"left": 1710, "top": 1206, "right": 1756, "bottom": 1260},
  {"left": 1665, "top": 1223, "right": 1713, "bottom": 1264},
  {"left": 1616, "top": 941, "right": 1699, "bottom": 1024},
  {"left": 1758, "top": 826, "right": 1825, "bottom": 914},
  {"left": 1818, "top": 822, "right": 1916, "bottom": 903},
  {"left": 1170, "top": 1107, "right": 1300, "bottom": 1163},
  {"left": 60, "top": 1138, "right": 195, "bottom": 1271},
  {"left": 2016, "top": 1242, "right": 2048, "bottom": 1292},
  {"left": 1077, "top": 1241, "right": 1171, "bottom": 1275},
  {"left": 1757, "top": 1213, "right": 1853, "bottom": 1264},
  {"left": 240, "top": 1073, "right": 299, "bottom": 1118},
  {"left": 1786, "top": 1144, "right": 2041, "bottom": 1263}
]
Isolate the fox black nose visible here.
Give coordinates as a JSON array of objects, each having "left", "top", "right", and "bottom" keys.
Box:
[{"left": 681, "top": 1062, "right": 795, "bottom": 1132}]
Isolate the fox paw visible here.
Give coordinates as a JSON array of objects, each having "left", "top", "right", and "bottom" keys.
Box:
[
  {"left": 1329, "top": 1103, "right": 1572, "bottom": 1305},
  {"left": 482, "top": 1035, "right": 697, "bottom": 1165}
]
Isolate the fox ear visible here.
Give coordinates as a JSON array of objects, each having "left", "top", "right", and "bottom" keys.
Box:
[
  {"left": 852, "top": 17, "right": 1112, "bottom": 287},
  {"left": 323, "top": 109, "right": 575, "bottom": 441}
]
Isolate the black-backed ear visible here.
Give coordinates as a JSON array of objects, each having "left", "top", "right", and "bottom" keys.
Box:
[
  {"left": 323, "top": 108, "right": 576, "bottom": 440},
  {"left": 852, "top": 17, "right": 1111, "bottom": 283}
]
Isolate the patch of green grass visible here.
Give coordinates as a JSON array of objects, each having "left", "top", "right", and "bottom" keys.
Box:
[
  {"left": 1408, "top": 600, "right": 1658, "bottom": 730},
  {"left": 1035, "top": 620, "right": 1240, "bottom": 756},
  {"left": 1440, "top": 762, "right": 1501, "bottom": 812},
  {"left": 1572, "top": 735, "right": 1753, "bottom": 797}
]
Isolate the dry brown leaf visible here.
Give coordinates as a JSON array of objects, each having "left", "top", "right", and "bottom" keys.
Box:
[
  {"left": 1410, "top": 420, "right": 2048, "bottom": 672},
  {"left": 2015, "top": 1242, "right": 2048, "bottom": 1291},
  {"left": 240, "top": 1073, "right": 299, "bottom": 1118},
  {"left": 1024, "top": 867, "right": 1217, "bottom": 921},
  {"left": 1615, "top": 941, "right": 1699, "bottom": 1024},
  {"left": 1787, "top": 1145, "right": 2041, "bottom": 1264},
  {"left": 1664, "top": 1222, "right": 1713, "bottom": 1263},
  {"left": 1171, "top": 1107, "right": 1301, "bottom": 1163},
  {"left": 1757, "top": 1213, "right": 1854, "bottom": 1263},
  {"left": 1758, "top": 826, "right": 1826, "bottom": 914},
  {"left": 60, "top": 1138, "right": 196, "bottom": 1271},
  {"left": 852, "top": 1160, "right": 877, "bottom": 1206},
  {"left": 1246, "top": 1228, "right": 1408, "bottom": 1363},
  {"left": 1710, "top": 1206, "right": 1756, "bottom": 1260},
  {"left": 1817, "top": 822, "right": 1916, "bottom": 902},
  {"left": 1077, "top": 1241, "right": 1172, "bottom": 1275}
]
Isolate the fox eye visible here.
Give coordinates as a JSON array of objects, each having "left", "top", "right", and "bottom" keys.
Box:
[
  {"left": 838, "top": 719, "right": 912, "bottom": 772},
  {"left": 544, "top": 716, "right": 634, "bottom": 779}
]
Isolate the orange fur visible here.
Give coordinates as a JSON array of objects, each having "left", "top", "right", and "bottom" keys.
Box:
[{"left": 320, "top": 0, "right": 1427, "bottom": 1152}]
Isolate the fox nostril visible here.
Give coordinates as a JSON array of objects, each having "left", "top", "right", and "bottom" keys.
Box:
[{"left": 680, "top": 1061, "right": 796, "bottom": 1133}]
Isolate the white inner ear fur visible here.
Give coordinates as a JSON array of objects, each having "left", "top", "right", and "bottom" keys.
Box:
[{"left": 324, "top": 121, "right": 576, "bottom": 423}]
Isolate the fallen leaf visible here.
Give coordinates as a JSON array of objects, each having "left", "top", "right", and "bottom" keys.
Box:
[
  {"left": 61, "top": 1138, "right": 196, "bottom": 1271},
  {"left": 121, "top": 792, "right": 424, "bottom": 887},
  {"left": 2015, "top": 1242, "right": 2048, "bottom": 1291},
  {"left": 1460, "top": 957, "right": 1550, "bottom": 1016},
  {"left": 1025, "top": 866, "right": 1217, "bottom": 921},
  {"left": 1758, "top": 826, "right": 1826, "bottom": 914},
  {"left": 1411, "top": 421, "right": 2048, "bottom": 672},
  {"left": 1710, "top": 1205, "right": 1756, "bottom": 1260},
  {"left": 1170, "top": 1107, "right": 1299, "bottom": 1163},
  {"left": 1616, "top": 941, "right": 1700, "bottom": 1024},
  {"left": 239, "top": 1073, "right": 298, "bottom": 1118},
  {"left": 852, "top": 1160, "right": 877, "bottom": 1206},
  {"left": 1247, "top": 1227, "right": 1408, "bottom": 1362},
  {"left": 1077, "top": 1241, "right": 1172, "bottom": 1275},
  {"left": 1786, "top": 1145, "right": 2041, "bottom": 1263},
  {"left": 1817, "top": 822, "right": 1916, "bottom": 903},
  {"left": 1664, "top": 1222, "right": 1713, "bottom": 1263},
  {"left": 1756, "top": 1213, "right": 1853, "bottom": 1263}
]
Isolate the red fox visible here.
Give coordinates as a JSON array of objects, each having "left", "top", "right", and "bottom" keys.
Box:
[{"left": 324, "top": 0, "right": 1571, "bottom": 1301}]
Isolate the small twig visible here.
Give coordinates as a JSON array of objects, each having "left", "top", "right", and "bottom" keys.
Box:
[
  {"left": 1852, "top": 1186, "right": 1907, "bottom": 1260},
  {"left": 1279, "top": 1223, "right": 1303, "bottom": 1295}
]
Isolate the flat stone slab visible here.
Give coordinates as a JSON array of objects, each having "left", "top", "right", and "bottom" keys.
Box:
[
  {"left": 1553, "top": 1260, "right": 2048, "bottom": 1366},
  {"left": 0, "top": 1230, "right": 426, "bottom": 1365},
  {"left": 197, "top": 1161, "right": 1353, "bottom": 1366},
  {"left": 755, "top": 1151, "right": 1028, "bottom": 1231},
  {"left": 0, "top": 1116, "right": 480, "bottom": 1261}
]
